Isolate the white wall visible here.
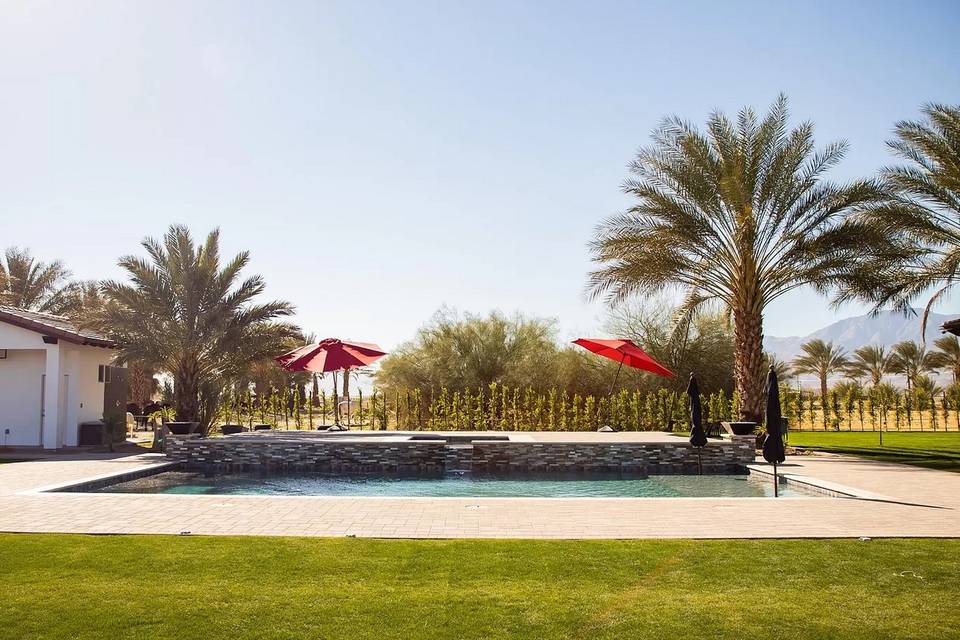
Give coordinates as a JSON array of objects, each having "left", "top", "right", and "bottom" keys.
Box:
[
  {"left": 0, "top": 320, "right": 49, "bottom": 349},
  {"left": 0, "top": 349, "right": 44, "bottom": 446},
  {"left": 0, "top": 321, "right": 117, "bottom": 448},
  {"left": 61, "top": 343, "right": 114, "bottom": 446}
]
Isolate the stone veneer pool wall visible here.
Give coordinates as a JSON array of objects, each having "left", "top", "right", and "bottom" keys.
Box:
[{"left": 166, "top": 434, "right": 756, "bottom": 475}]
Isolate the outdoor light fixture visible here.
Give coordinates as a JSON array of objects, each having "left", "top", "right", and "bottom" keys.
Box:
[{"left": 0, "top": 349, "right": 6, "bottom": 359}]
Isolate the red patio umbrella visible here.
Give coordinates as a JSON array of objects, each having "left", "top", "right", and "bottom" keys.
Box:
[
  {"left": 276, "top": 338, "right": 387, "bottom": 373},
  {"left": 573, "top": 338, "right": 674, "bottom": 394},
  {"left": 276, "top": 338, "right": 388, "bottom": 427}
]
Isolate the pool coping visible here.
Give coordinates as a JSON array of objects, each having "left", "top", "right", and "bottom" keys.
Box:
[
  {"left": 36, "top": 460, "right": 873, "bottom": 501},
  {"left": 26, "top": 460, "right": 181, "bottom": 495},
  {"left": 4, "top": 453, "right": 957, "bottom": 539},
  {"left": 743, "top": 463, "right": 895, "bottom": 500}
]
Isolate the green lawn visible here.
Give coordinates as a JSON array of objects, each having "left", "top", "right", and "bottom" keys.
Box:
[
  {"left": 1, "top": 535, "right": 958, "bottom": 639},
  {"left": 787, "top": 431, "right": 960, "bottom": 471}
]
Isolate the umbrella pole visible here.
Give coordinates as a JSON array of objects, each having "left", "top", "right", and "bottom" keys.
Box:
[
  {"left": 332, "top": 371, "right": 339, "bottom": 426},
  {"left": 609, "top": 354, "right": 626, "bottom": 396},
  {"left": 773, "top": 461, "right": 779, "bottom": 498},
  {"left": 697, "top": 448, "right": 702, "bottom": 476}
]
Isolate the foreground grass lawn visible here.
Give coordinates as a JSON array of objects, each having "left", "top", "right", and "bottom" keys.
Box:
[
  {"left": 787, "top": 431, "right": 960, "bottom": 471},
  {"left": 1, "top": 535, "right": 958, "bottom": 639}
]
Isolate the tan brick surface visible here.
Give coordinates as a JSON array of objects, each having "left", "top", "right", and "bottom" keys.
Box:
[{"left": 0, "top": 451, "right": 957, "bottom": 538}]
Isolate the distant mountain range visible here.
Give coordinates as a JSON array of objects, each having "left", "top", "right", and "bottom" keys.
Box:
[{"left": 764, "top": 309, "right": 955, "bottom": 362}]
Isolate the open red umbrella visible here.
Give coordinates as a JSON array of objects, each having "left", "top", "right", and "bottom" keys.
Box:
[
  {"left": 276, "top": 338, "right": 387, "bottom": 373},
  {"left": 573, "top": 338, "right": 674, "bottom": 393},
  {"left": 276, "top": 338, "right": 387, "bottom": 427}
]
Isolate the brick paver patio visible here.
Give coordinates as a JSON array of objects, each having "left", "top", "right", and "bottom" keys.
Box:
[{"left": 1, "top": 451, "right": 957, "bottom": 538}]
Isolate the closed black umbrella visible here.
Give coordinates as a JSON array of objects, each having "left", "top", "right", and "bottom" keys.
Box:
[
  {"left": 762, "top": 365, "right": 786, "bottom": 496},
  {"left": 687, "top": 374, "right": 707, "bottom": 474}
]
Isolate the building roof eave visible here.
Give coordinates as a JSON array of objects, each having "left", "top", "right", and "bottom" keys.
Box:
[{"left": 0, "top": 305, "right": 116, "bottom": 349}]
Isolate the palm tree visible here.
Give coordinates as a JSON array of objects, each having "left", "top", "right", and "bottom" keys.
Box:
[
  {"left": 57, "top": 280, "right": 108, "bottom": 322},
  {"left": 97, "top": 225, "right": 299, "bottom": 432},
  {"left": 929, "top": 335, "right": 960, "bottom": 384},
  {"left": 837, "top": 104, "right": 960, "bottom": 337},
  {"left": 914, "top": 374, "right": 941, "bottom": 398},
  {"left": 763, "top": 353, "right": 793, "bottom": 383},
  {"left": 587, "top": 95, "right": 883, "bottom": 420},
  {"left": 792, "top": 339, "right": 849, "bottom": 428},
  {"left": 888, "top": 340, "right": 937, "bottom": 393},
  {"left": 0, "top": 247, "right": 77, "bottom": 313},
  {"left": 844, "top": 345, "right": 892, "bottom": 386}
]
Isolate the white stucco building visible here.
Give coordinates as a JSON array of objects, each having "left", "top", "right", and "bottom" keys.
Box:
[{"left": 0, "top": 305, "right": 122, "bottom": 449}]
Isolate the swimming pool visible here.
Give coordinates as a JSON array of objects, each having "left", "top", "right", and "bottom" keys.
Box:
[{"left": 88, "top": 470, "right": 820, "bottom": 498}]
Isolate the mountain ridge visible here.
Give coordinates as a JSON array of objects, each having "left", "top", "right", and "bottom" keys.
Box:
[{"left": 764, "top": 309, "right": 955, "bottom": 362}]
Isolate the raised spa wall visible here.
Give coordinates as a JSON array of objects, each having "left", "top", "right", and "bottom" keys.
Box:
[{"left": 165, "top": 434, "right": 756, "bottom": 475}]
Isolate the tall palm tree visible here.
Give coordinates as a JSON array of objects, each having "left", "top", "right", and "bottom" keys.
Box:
[
  {"left": 837, "top": 104, "right": 960, "bottom": 337},
  {"left": 844, "top": 345, "right": 892, "bottom": 386},
  {"left": 929, "top": 334, "right": 960, "bottom": 383},
  {"left": 792, "top": 339, "right": 849, "bottom": 428},
  {"left": 763, "top": 353, "right": 793, "bottom": 383},
  {"left": 0, "top": 247, "right": 76, "bottom": 313},
  {"left": 97, "top": 225, "right": 299, "bottom": 432},
  {"left": 888, "top": 340, "right": 937, "bottom": 393},
  {"left": 913, "top": 374, "right": 942, "bottom": 398},
  {"left": 58, "top": 280, "right": 107, "bottom": 322},
  {"left": 587, "top": 96, "right": 883, "bottom": 420}
]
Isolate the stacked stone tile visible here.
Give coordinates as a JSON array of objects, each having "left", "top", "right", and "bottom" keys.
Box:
[{"left": 166, "top": 434, "right": 755, "bottom": 475}]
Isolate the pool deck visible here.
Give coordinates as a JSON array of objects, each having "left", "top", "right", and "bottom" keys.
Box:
[
  {"left": 0, "top": 444, "right": 958, "bottom": 539},
  {"left": 196, "top": 430, "right": 691, "bottom": 442}
]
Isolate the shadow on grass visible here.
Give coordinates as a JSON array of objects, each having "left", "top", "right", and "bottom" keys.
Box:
[{"left": 792, "top": 445, "right": 960, "bottom": 472}]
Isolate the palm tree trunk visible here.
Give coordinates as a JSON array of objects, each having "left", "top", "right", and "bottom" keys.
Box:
[
  {"left": 733, "top": 306, "right": 764, "bottom": 422},
  {"left": 820, "top": 375, "right": 829, "bottom": 430},
  {"left": 174, "top": 364, "right": 201, "bottom": 423}
]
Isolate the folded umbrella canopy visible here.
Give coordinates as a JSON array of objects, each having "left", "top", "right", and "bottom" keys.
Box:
[
  {"left": 686, "top": 374, "right": 708, "bottom": 473},
  {"left": 573, "top": 338, "right": 674, "bottom": 394},
  {"left": 762, "top": 365, "right": 786, "bottom": 496}
]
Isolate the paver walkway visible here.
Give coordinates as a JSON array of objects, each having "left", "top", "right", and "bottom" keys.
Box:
[{"left": 0, "top": 452, "right": 957, "bottom": 538}]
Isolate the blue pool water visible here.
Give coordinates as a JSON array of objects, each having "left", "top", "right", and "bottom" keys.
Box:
[{"left": 92, "top": 471, "right": 817, "bottom": 498}]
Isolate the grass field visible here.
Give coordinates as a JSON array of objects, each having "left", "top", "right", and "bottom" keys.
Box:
[
  {"left": 1, "top": 535, "right": 958, "bottom": 640},
  {"left": 787, "top": 431, "right": 960, "bottom": 471}
]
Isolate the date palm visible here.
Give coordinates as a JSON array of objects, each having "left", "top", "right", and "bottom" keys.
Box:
[
  {"left": 792, "top": 339, "right": 849, "bottom": 428},
  {"left": 929, "top": 335, "right": 960, "bottom": 383},
  {"left": 888, "top": 340, "right": 937, "bottom": 393},
  {"left": 837, "top": 104, "right": 960, "bottom": 337},
  {"left": 97, "top": 225, "right": 299, "bottom": 432},
  {"left": 844, "top": 345, "right": 892, "bottom": 386},
  {"left": 0, "top": 247, "right": 76, "bottom": 313},
  {"left": 763, "top": 353, "right": 793, "bottom": 383},
  {"left": 588, "top": 95, "right": 883, "bottom": 420}
]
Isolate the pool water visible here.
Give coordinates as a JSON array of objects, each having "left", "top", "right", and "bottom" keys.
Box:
[{"left": 92, "top": 471, "right": 818, "bottom": 498}]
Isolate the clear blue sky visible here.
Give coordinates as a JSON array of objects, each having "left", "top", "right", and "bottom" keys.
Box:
[{"left": 3, "top": 0, "right": 959, "bottom": 349}]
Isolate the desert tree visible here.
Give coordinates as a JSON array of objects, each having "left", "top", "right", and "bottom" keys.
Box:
[
  {"left": 97, "top": 225, "right": 299, "bottom": 432},
  {"left": 844, "top": 345, "right": 892, "bottom": 386},
  {"left": 791, "top": 339, "right": 849, "bottom": 428},
  {"left": 0, "top": 247, "right": 82, "bottom": 314},
  {"left": 888, "top": 340, "right": 937, "bottom": 393},
  {"left": 836, "top": 104, "right": 960, "bottom": 337},
  {"left": 929, "top": 334, "right": 960, "bottom": 383},
  {"left": 587, "top": 95, "right": 883, "bottom": 420}
]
